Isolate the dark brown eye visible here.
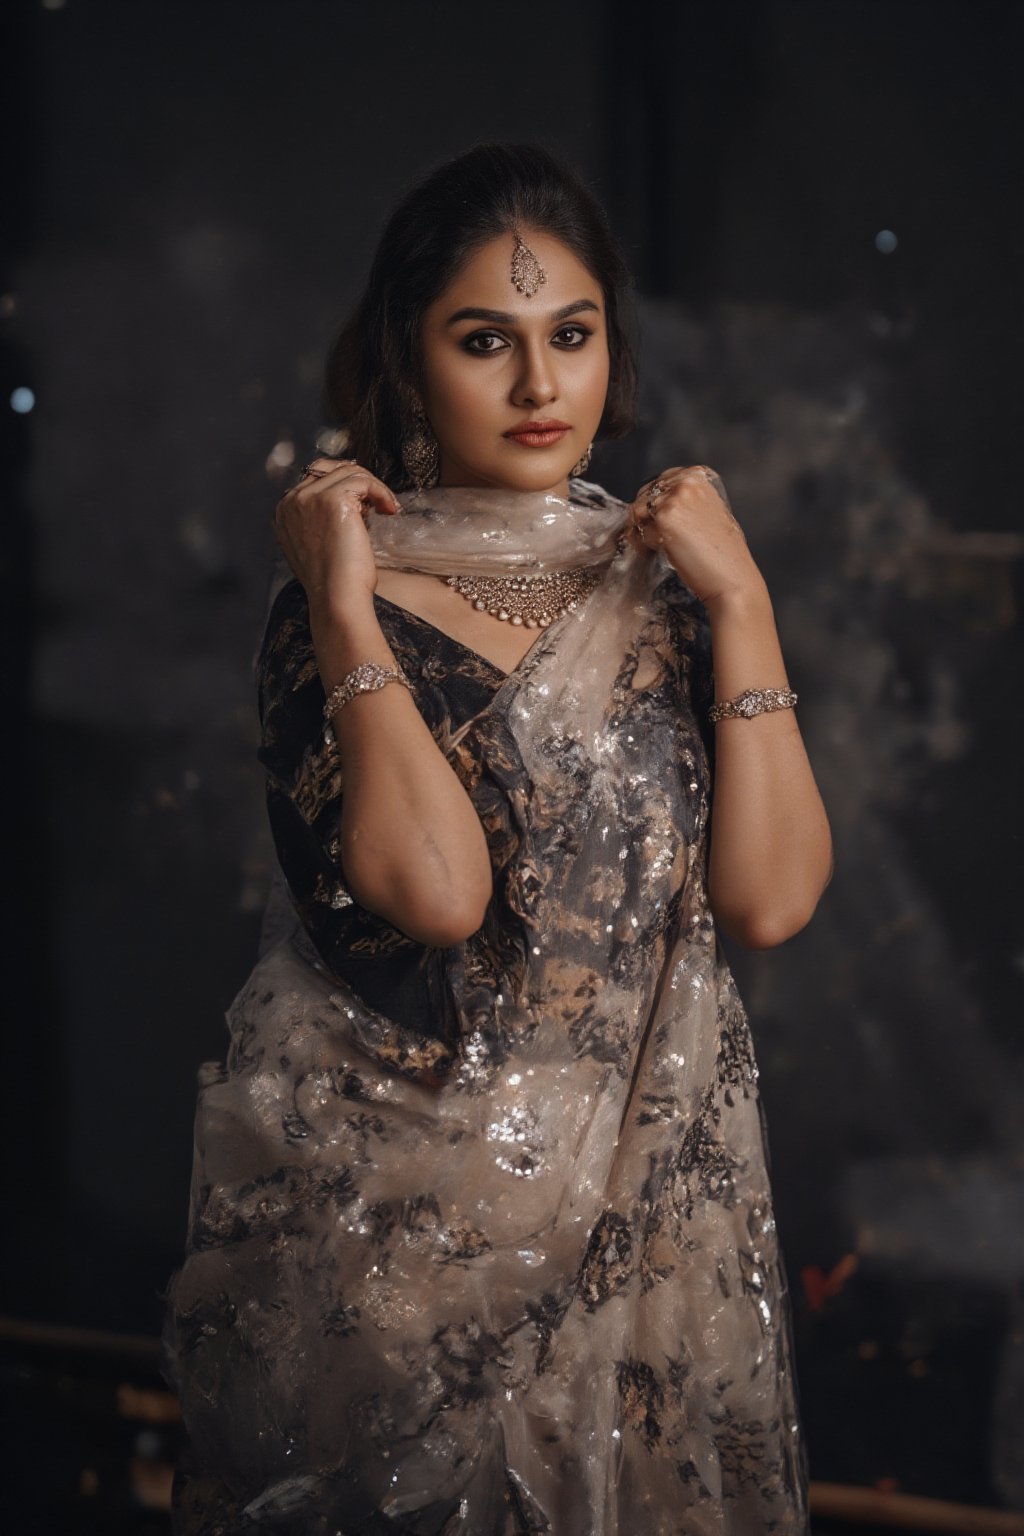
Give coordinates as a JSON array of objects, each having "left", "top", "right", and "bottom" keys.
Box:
[
  {"left": 462, "top": 331, "right": 508, "bottom": 355},
  {"left": 553, "top": 325, "right": 591, "bottom": 348}
]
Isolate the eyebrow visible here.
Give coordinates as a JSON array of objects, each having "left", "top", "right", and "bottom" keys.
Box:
[{"left": 445, "top": 298, "right": 601, "bottom": 327}]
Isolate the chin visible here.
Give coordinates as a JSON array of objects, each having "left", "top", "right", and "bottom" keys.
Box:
[
  {"left": 490, "top": 455, "right": 578, "bottom": 494},
  {"left": 439, "top": 447, "right": 581, "bottom": 496}
]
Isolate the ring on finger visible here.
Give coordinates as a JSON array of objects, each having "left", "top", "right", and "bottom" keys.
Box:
[{"left": 646, "top": 479, "right": 668, "bottom": 515}]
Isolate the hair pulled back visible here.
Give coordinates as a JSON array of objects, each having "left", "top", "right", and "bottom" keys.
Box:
[{"left": 325, "top": 143, "right": 637, "bottom": 489}]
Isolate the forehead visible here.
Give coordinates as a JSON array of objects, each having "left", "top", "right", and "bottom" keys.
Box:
[{"left": 430, "top": 229, "right": 603, "bottom": 313}]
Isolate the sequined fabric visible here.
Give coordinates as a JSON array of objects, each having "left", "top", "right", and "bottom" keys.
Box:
[{"left": 162, "top": 489, "right": 808, "bottom": 1534}]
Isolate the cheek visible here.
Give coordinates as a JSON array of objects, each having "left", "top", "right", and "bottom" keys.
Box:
[
  {"left": 571, "top": 334, "right": 610, "bottom": 390},
  {"left": 575, "top": 349, "right": 611, "bottom": 417},
  {"left": 449, "top": 370, "right": 499, "bottom": 416},
  {"left": 426, "top": 360, "right": 500, "bottom": 431}
]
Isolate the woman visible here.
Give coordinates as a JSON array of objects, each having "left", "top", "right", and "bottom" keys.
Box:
[{"left": 163, "top": 143, "right": 833, "bottom": 1535}]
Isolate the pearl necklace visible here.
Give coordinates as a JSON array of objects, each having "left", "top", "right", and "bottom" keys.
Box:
[{"left": 440, "top": 566, "right": 604, "bottom": 628}]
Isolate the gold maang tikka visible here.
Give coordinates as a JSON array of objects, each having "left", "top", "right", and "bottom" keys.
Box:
[{"left": 510, "top": 232, "right": 547, "bottom": 298}]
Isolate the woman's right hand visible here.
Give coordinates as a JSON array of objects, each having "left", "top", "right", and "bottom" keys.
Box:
[{"left": 273, "top": 457, "right": 402, "bottom": 613}]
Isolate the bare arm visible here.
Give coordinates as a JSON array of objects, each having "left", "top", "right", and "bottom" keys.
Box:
[
  {"left": 630, "top": 466, "right": 833, "bottom": 949},
  {"left": 702, "top": 577, "right": 833, "bottom": 948},
  {"left": 276, "top": 458, "right": 493, "bottom": 948},
  {"left": 310, "top": 594, "right": 493, "bottom": 947}
]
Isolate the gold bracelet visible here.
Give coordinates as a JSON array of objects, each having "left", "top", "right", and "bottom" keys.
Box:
[
  {"left": 708, "top": 686, "right": 797, "bottom": 723},
  {"left": 322, "top": 661, "right": 411, "bottom": 747}
]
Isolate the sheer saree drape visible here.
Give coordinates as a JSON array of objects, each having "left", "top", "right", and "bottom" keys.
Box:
[{"left": 162, "top": 480, "right": 808, "bottom": 1535}]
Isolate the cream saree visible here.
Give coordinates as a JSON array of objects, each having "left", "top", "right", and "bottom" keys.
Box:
[{"left": 162, "top": 479, "right": 808, "bottom": 1534}]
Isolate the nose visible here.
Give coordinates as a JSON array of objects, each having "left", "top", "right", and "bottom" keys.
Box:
[{"left": 510, "top": 339, "right": 557, "bottom": 409}]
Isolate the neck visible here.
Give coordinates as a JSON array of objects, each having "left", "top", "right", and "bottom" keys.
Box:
[{"left": 435, "top": 477, "right": 573, "bottom": 500}]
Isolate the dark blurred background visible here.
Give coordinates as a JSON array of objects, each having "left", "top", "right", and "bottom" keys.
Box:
[{"left": 2, "top": 0, "right": 1022, "bottom": 1529}]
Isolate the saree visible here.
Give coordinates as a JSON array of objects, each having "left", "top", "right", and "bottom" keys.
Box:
[{"left": 161, "top": 479, "right": 809, "bottom": 1534}]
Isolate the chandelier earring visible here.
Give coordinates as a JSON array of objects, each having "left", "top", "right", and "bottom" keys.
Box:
[
  {"left": 570, "top": 441, "right": 593, "bottom": 477},
  {"left": 401, "top": 408, "right": 440, "bottom": 491}
]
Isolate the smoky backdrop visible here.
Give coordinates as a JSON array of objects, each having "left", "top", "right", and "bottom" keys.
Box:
[{"left": 2, "top": 0, "right": 1021, "bottom": 1511}]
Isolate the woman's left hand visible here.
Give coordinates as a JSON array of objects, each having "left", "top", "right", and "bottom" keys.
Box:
[
  {"left": 628, "top": 465, "right": 764, "bottom": 608},
  {"left": 630, "top": 465, "right": 834, "bottom": 946}
]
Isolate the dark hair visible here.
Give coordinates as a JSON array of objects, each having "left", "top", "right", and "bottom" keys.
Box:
[{"left": 325, "top": 143, "right": 637, "bottom": 488}]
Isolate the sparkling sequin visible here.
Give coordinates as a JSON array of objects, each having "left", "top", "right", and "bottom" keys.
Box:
[{"left": 165, "top": 485, "right": 806, "bottom": 1533}]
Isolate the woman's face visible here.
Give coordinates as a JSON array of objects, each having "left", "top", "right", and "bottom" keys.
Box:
[{"left": 417, "top": 228, "right": 611, "bottom": 496}]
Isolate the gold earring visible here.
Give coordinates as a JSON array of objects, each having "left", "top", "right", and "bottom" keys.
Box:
[
  {"left": 401, "top": 409, "right": 440, "bottom": 490},
  {"left": 570, "top": 442, "right": 593, "bottom": 477}
]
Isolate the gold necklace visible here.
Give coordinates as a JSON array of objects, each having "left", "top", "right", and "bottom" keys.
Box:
[{"left": 439, "top": 566, "right": 604, "bottom": 628}]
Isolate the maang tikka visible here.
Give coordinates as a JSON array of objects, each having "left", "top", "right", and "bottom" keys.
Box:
[{"left": 510, "top": 232, "right": 547, "bottom": 298}]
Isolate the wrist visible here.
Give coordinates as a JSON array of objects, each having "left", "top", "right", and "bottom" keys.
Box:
[
  {"left": 307, "top": 586, "right": 379, "bottom": 636},
  {"left": 308, "top": 594, "right": 394, "bottom": 685},
  {"left": 702, "top": 574, "right": 773, "bottom": 625}
]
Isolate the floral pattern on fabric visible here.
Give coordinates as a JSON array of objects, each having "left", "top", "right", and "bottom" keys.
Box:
[{"left": 163, "top": 546, "right": 808, "bottom": 1535}]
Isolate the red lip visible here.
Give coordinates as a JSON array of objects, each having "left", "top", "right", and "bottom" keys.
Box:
[{"left": 504, "top": 419, "right": 572, "bottom": 448}]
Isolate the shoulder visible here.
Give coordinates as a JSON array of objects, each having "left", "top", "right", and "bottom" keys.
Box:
[
  {"left": 262, "top": 575, "right": 310, "bottom": 651},
  {"left": 257, "top": 578, "right": 319, "bottom": 726}
]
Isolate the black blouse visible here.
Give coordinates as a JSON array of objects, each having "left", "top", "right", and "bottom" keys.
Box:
[{"left": 256, "top": 575, "right": 715, "bottom": 1037}]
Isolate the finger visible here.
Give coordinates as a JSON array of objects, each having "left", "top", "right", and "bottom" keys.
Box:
[
  {"left": 634, "top": 478, "right": 664, "bottom": 505},
  {"left": 291, "top": 456, "right": 355, "bottom": 489},
  {"left": 327, "top": 467, "right": 403, "bottom": 517},
  {"left": 685, "top": 464, "right": 733, "bottom": 506},
  {"left": 635, "top": 469, "right": 681, "bottom": 499},
  {"left": 296, "top": 462, "right": 402, "bottom": 515},
  {"left": 629, "top": 497, "right": 656, "bottom": 527},
  {"left": 634, "top": 521, "right": 663, "bottom": 549},
  {"left": 629, "top": 494, "right": 659, "bottom": 527},
  {"left": 629, "top": 505, "right": 660, "bottom": 541},
  {"left": 282, "top": 458, "right": 351, "bottom": 503},
  {"left": 299, "top": 455, "right": 355, "bottom": 476},
  {"left": 631, "top": 489, "right": 668, "bottom": 529},
  {"left": 276, "top": 461, "right": 359, "bottom": 521},
  {"left": 632, "top": 478, "right": 676, "bottom": 520}
]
